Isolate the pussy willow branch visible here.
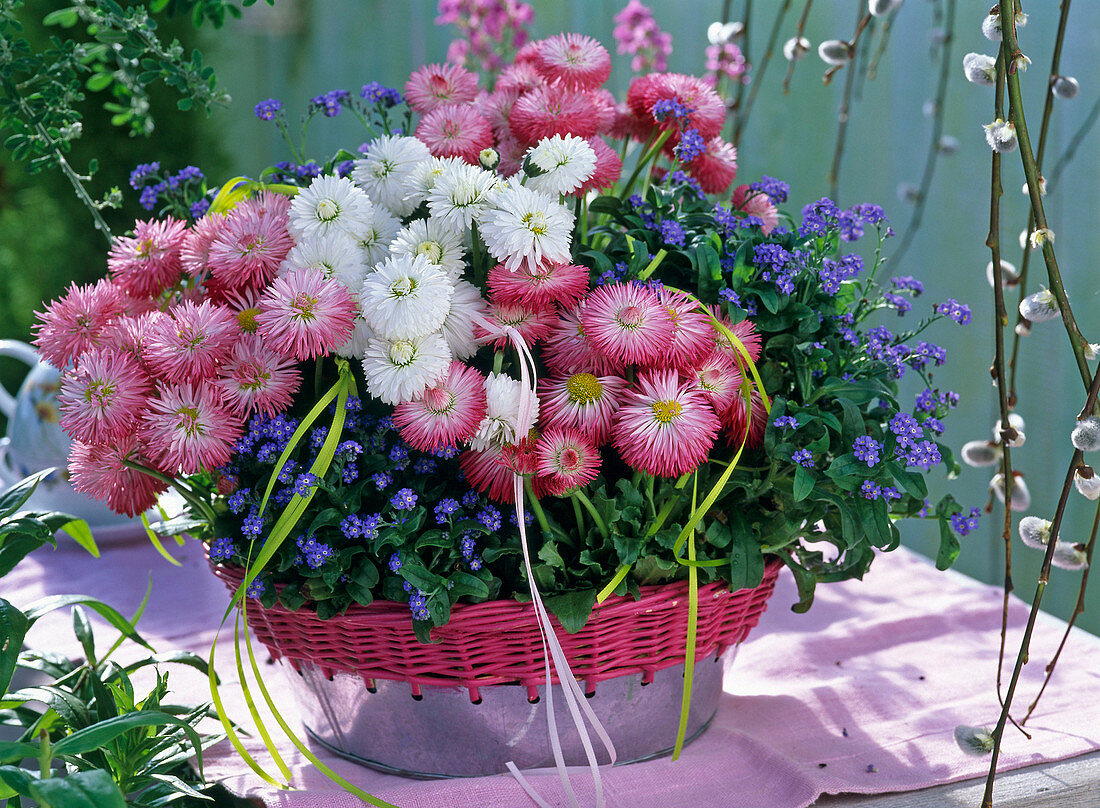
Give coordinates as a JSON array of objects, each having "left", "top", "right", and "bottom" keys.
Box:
[
  {"left": 1020, "top": 497, "right": 1100, "bottom": 725},
  {"left": 864, "top": 5, "right": 900, "bottom": 81},
  {"left": 1048, "top": 91, "right": 1100, "bottom": 190},
  {"left": 733, "top": 0, "right": 791, "bottom": 148},
  {"left": 981, "top": 361, "right": 1100, "bottom": 808},
  {"left": 888, "top": 0, "right": 955, "bottom": 271},
  {"left": 781, "top": 0, "right": 814, "bottom": 94},
  {"left": 822, "top": 12, "right": 870, "bottom": 86},
  {"left": 726, "top": 0, "right": 749, "bottom": 134},
  {"left": 999, "top": 0, "right": 1090, "bottom": 391},
  {"left": 1007, "top": 0, "right": 1073, "bottom": 407},
  {"left": 826, "top": 6, "right": 865, "bottom": 201}
]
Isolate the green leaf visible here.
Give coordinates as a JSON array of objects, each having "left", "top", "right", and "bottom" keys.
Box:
[
  {"left": 544, "top": 589, "right": 597, "bottom": 634},
  {"left": 780, "top": 554, "right": 817, "bottom": 613},
  {"left": 793, "top": 465, "right": 814, "bottom": 502},
  {"left": 885, "top": 461, "right": 927, "bottom": 500},
  {"left": 0, "top": 598, "right": 30, "bottom": 696},
  {"left": 0, "top": 533, "right": 53, "bottom": 579},
  {"left": 727, "top": 532, "right": 765, "bottom": 592},
  {"left": 0, "top": 764, "right": 36, "bottom": 798},
  {"left": 0, "top": 470, "right": 55, "bottom": 518},
  {"left": 398, "top": 564, "right": 445, "bottom": 594},
  {"left": 29, "top": 768, "right": 127, "bottom": 808},
  {"left": 85, "top": 72, "right": 114, "bottom": 92},
  {"left": 52, "top": 710, "right": 205, "bottom": 764},
  {"left": 447, "top": 571, "right": 489, "bottom": 600},
  {"left": 23, "top": 596, "right": 152, "bottom": 651},
  {"left": 937, "top": 516, "right": 961, "bottom": 570},
  {"left": 72, "top": 605, "right": 96, "bottom": 667},
  {"left": 177, "top": 98, "right": 193, "bottom": 111},
  {"left": 835, "top": 397, "right": 864, "bottom": 445},
  {"left": 536, "top": 541, "right": 566, "bottom": 570},
  {"left": 57, "top": 520, "right": 98, "bottom": 557},
  {"left": 43, "top": 8, "right": 80, "bottom": 27}
]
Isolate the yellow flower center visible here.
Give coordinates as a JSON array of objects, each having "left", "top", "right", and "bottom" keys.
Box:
[
  {"left": 566, "top": 373, "right": 603, "bottom": 404},
  {"left": 237, "top": 307, "right": 261, "bottom": 333},
  {"left": 316, "top": 199, "right": 340, "bottom": 222},
  {"left": 651, "top": 399, "right": 682, "bottom": 424},
  {"left": 522, "top": 211, "right": 549, "bottom": 236}
]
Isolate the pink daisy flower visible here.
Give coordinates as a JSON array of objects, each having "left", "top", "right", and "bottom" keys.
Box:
[
  {"left": 541, "top": 306, "right": 622, "bottom": 376},
  {"left": 730, "top": 185, "right": 779, "bottom": 235},
  {"left": 69, "top": 435, "right": 168, "bottom": 517},
  {"left": 723, "top": 387, "right": 768, "bottom": 449},
  {"left": 460, "top": 445, "right": 517, "bottom": 503},
  {"left": 510, "top": 85, "right": 601, "bottom": 146},
  {"left": 248, "top": 189, "right": 294, "bottom": 220},
  {"left": 580, "top": 283, "right": 675, "bottom": 366},
  {"left": 535, "top": 426, "right": 601, "bottom": 495},
  {"left": 531, "top": 33, "right": 612, "bottom": 91},
  {"left": 58, "top": 347, "right": 151, "bottom": 444},
  {"left": 207, "top": 205, "right": 294, "bottom": 292},
  {"left": 142, "top": 381, "right": 243, "bottom": 474},
  {"left": 101, "top": 311, "right": 168, "bottom": 371},
  {"left": 686, "top": 351, "right": 744, "bottom": 414},
  {"left": 571, "top": 137, "right": 623, "bottom": 196},
  {"left": 495, "top": 61, "right": 546, "bottom": 95},
  {"left": 538, "top": 371, "right": 627, "bottom": 445},
  {"left": 642, "top": 73, "right": 726, "bottom": 141},
  {"left": 710, "top": 309, "right": 763, "bottom": 364},
  {"left": 656, "top": 288, "right": 717, "bottom": 370},
  {"left": 477, "top": 86, "right": 522, "bottom": 141},
  {"left": 487, "top": 262, "right": 589, "bottom": 308},
  {"left": 393, "top": 361, "right": 487, "bottom": 452},
  {"left": 107, "top": 218, "right": 188, "bottom": 299},
  {"left": 256, "top": 268, "right": 358, "bottom": 360},
  {"left": 145, "top": 300, "right": 239, "bottom": 383},
  {"left": 405, "top": 63, "right": 480, "bottom": 113},
  {"left": 478, "top": 299, "right": 558, "bottom": 349},
  {"left": 609, "top": 99, "right": 653, "bottom": 142},
  {"left": 415, "top": 103, "right": 495, "bottom": 163},
  {"left": 215, "top": 333, "right": 302, "bottom": 417},
  {"left": 685, "top": 136, "right": 739, "bottom": 195},
  {"left": 611, "top": 369, "right": 720, "bottom": 478},
  {"left": 180, "top": 213, "right": 228, "bottom": 278},
  {"left": 33, "top": 279, "right": 128, "bottom": 368}
]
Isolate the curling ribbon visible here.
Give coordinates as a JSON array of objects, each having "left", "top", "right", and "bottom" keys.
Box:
[{"left": 474, "top": 314, "right": 617, "bottom": 807}]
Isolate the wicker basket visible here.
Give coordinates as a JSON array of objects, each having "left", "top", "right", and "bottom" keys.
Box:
[{"left": 209, "top": 556, "right": 782, "bottom": 776}]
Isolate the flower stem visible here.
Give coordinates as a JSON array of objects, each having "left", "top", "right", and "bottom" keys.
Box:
[
  {"left": 571, "top": 489, "right": 607, "bottom": 539},
  {"left": 621, "top": 128, "right": 674, "bottom": 199},
  {"left": 123, "top": 460, "right": 217, "bottom": 526},
  {"left": 523, "top": 478, "right": 551, "bottom": 535}
]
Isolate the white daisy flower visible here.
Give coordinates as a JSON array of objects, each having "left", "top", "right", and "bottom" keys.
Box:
[
  {"left": 352, "top": 135, "right": 432, "bottom": 218},
  {"left": 427, "top": 162, "right": 499, "bottom": 235},
  {"left": 441, "top": 278, "right": 487, "bottom": 360},
  {"left": 524, "top": 134, "right": 597, "bottom": 196},
  {"left": 403, "top": 156, "right": 465, "bottom": 210},
  {"left": 362, "top": 332, "right": 451, "bottom": 405},
  {"left": 280, "top": 233, "right": 367, "bottom": 295},
  {"left": 389, "top": 219, "right": 468, "bottom": 280},
  {"left": 347, "top": 205, "right": 402, "bottom": 267},
  {"left": 335, "top": 315, "right": 376, "bottom": 360},
  {"left": 360, "top": 253, "right": 455, "bottom": 341},
  {"left": 288, "top": 175, "right": 375, "bottom": 242},
  {"left": 469, "top": 372, "right": 540, "bottom": 451},
  {"left": 478, "top": 185, "right": 574, "bottom": 273}
]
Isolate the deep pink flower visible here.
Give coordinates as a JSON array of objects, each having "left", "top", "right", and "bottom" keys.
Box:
[
  {"left": 572, "top": 137, "right": 622, "bottom": 195},
  {"left": 535, "top": 426, "right": 601, "bottom": 495},
  {"left": 405, "top": 63, "right": 480, "bottom": 113},
  {"left": 722, "top": 387, "right": 768, "bottom": 449},
  {"left": 145, "top": 300, "right": 239, "bottom": 383},
  {"left": 580, "top": 283, "right": 674, "bottom": 366},
  {"left": 538, "top": 371, "right": 627, "bottom": 445},
  {"left": 686, "top": 351, "right": 743, "bottom": 414},
  {"left": 206, "top": 205, "right": 294, "bottom": 292},
  {"left": 393, "top": 361, "right": 487, "bottom": 451},
  {"left": 460, "top": 444, "right": 517, "bottom": 503},
  {"left": 101, "top": 311, "right": 168, "bottom": 371},
  {"left": 69, "top": 435, "right": 168, "bottom": 517},
  {"left": 509, "top": 85, "right": 602, "bottom": 146},
  {"left": 658, "top": 288, "right": 716, "bottom": 370},
  {"left": 58, "top": 347, "right": 151, "bottom": 444},
  {"left": 415, "top": 103, "right": 495, "bottom": 163},
  {"left": 531, "top": 33, "right": 612, "bottom": 91},
  {"left": 494, "top": 61, "right": 545, "bottom": 95},
  {"left": 611, "top": 368, "right": 720, "bottom": 478},
  {"left": 642, "top": 73, "right": 726, "bottom": 141},
  {"left": 488, "top": 262, "right": 589, "bottom": 308},
  {"left": 256, "top": 268, "right": 358, "bottom": 360},
  {"left": 215, "top": 333, "right": 302, "bottom": 417},
  {"left": 710, "top": 308, "right": 763, "bottom": 365},
  {"left": 477, "top": 86, "right": 523, "bottom": 141},
  {"left": 142, "top": 381, "right": 243, "bottom": 474},
  {"left": 731, "top": 185, "right": 779, "bottom": 235},
  {"left": 541, "top": 306, "right": 622, "bottom": 376},
  {"left": 33, "top": 279, "right": 128, "bottom": 368},
  {"left": 478, "top": 299, "right": 558, "bottom": 349},
  {"left": 107, "top": 218, "right": 188, "bottom": 299},
  {"left": 180, "top": 213, "right": 229, "bottom": 278},
  {"left": 685, "top": 137, "right": 739, "bottom": 195}
]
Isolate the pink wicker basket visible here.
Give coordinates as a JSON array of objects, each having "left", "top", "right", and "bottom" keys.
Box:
[{"left": 210, "top": 556, "right": 783, "bottom": 703}]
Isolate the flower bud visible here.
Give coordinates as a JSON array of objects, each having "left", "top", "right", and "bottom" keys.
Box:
[
  {"left": 1019, "top": 289, "right": 1059, "bottom": 323},
  {"left": 783, "top": 36, "right": 811, "bottom": 61},
  {"left": 1052, "top": 542, "right": 1088, "bottom": 571},
  {"left": 993, "top": 413, "right": 1025, "bottom": 446},
  {"left": 955, "top": 725, "right": 995, "bottom": 756},
  {"left": 1011, "top": 53, "right": 1031, "bottom": 73},
  {"left": 983, "top": 119, "right": 1018, "bottom": 153},
  {"left": 869, "top": 0, "right": 903, "bottom": 17},
  {"left": 961, "top": 440, "right": 1002, "bottom": 467},
  {"left": 1074, "top": 466, "right": 1100, "bottom": 500},
  {"left": 1018, "top": 515, "right": 1052, "bottom": 549},
  {"left": 1052, "top": 75, "right": 1079, "bottom": 100},
  {"left": 1029, "top": 227, "right": 1055, "bottom": 249},
  {"left": 1071, "top": 415, "right": 1100, "bottom": 451},
  {"left": 982, "top": 10, "right": 1027, "bottom": 42},
  {"left": 1015, "top": 319, "right": 1031, "bottom": 337},
  {"left": 708, "top": 21, "right": 743, "bottom": 45},
  {"left": 1022, "top": 176, "right": 1047, "bottom": 196},
  {"left": 478, "top": 147, "right": 500, "bottom": 171},
  {"left": 937, "top": 135, "right": 959, "bottom": 154},
  {"left": 1019, "top": 228, "right": 1029, "bottom": 250},
  {"left": 1084, "top": 343, "right": 1100, "bottom": 361},
  {"left": 962, "top": 53, "right": 997, "bottom": 85},
  {"left": 986, "top": 258, "right": 1020, "bottom": 289},
  {"left": 818, "top": 39, "right": 852, "bottom": 66},
  {"left": 992, "top": 473, "right": 1030, "bottom": 511}
]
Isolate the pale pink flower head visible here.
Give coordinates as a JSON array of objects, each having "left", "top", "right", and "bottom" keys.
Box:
[
  {"left": 101, "top": 311, "right": 169, "bottom": 372},
  {"left": 33, "top": 279, "right": 128, "bottom": 368},
  {"left": 207, "top": 205, "right": 294, "bottom": 292},
  {"left": 460, "top": 444, "right": 517, "bottom": 504},
  {"left": 487, "top": 262, "right": 589, "bottom": 308},
  {"left": 69, "top": 434, "right": 167, "bottom": 517},
  {"left": 723, "top": 386, "right": 768, "bottom": 449},
  {"left": 531, "top": 33, "right": 612, "bottom": 91},
  {"left": 145, "top": 300, "right": 239, "bottom": 384},
  {"left": 686, "top": 351, "right": 743, "bottom": 414},
  {"left": 405, "top": 63, "right": 480, "bottom": 113},
  {"left": 58, "top": 347, "right": 151, "bottom": 444},
  {"left": 710, "top": 308, "right": 763, "bottom": 365},
  {"left": 393, "top": 361, "right": 487, "bottom": 452},
  {"left": 541, "top": 306, "right": 622, "bottom": 376},
  {"left": 572, "top": 137, "right": 623, "bottom": 196},
  {"left": 643, "top": 73, "right": 726, "bottom": 141},
  {"left": 256, "top": 267, "right": 358, "bottom": 360},
  {"left": 495, "top": 61, "right": 546, "bottom": 95},
  {"left": 509, "top": 85, "right": 601, "bottom": 146},
  {"left": 142, "top": 380, "right": 243, "bottom": 474},
  {"left": 535, "top": 426, "right": 601, "bottom": 495},
  {"left": 730, "top": 185, "right": 779, "bottom": 235},
  {"left": 685, "top": 136, "right": 739, "bottom": 195},
  {"left": 478, "top": 298, "right": 558, "bottom": 350},
  {"left": 657, "top": 288, "right": 716, "bottom": 370},
  {"left": 215, "top": 333, "right": 302, "bottom": 418},
  {"left": 107, "top": 218, "right": 188, "bottom": 299},
  {"left": 580, "top": 282, "right": 675, "bottom": 366},
  {"left": 180, "top": 212, "right": 229, "bottom": 278},
  {"left": 611, "top": 368, "right": 720, "bottom": 478},
  {"left": 538, "top": 371, "right": 628, "bottom": 445},
  {"left": 415, "top": 103, "right": 495, "bottom": 164},
  {"left": 613, "top": 1, "right": 672, "bottom": 73}
]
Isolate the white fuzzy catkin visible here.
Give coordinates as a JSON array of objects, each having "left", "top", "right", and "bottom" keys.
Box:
[
  {"left": 961, "top": 440, "right": 1002, "bottom": 467},
  {"left": 992, "top": 473, "right": 1030, "bottom": 512},
  {"left": 783, "top": 37, "right": 811, "bottom": 61},
  {"left": 1074, "top": 469, "right": 1100, "bottom": 500},
  {"left": 869, "top": 0, "right": 903, "bottom": 17},
  {"left": 1052, "top": 75, "right": 1079, "bottom": 100},
  {"left": 818, "top": 39, "right": 852, "bottom": 66},
  {"left": 986, "top": 259, "right": 1020, "bottom": 288},
  {"left": 1019, "top": 289, "right": 1060, "bottom": 323},
  {"left": 1071, "top": 416, "right": 1100, "bottom": 452},
  {"left": 993, "top": 413, "right": 1026, "bottom": 447},
  {"left": 1051, "top": 542, "right": 1088, "bottom": 571},
  {"left": 1018, "top": 515, "right": 1052, "bottom": 549}
]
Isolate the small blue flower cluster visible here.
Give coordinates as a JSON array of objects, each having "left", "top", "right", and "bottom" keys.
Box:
[
  {"left": 852, "top": 435, "right": 883, "bottom": 467},
  {"left": 891, "top": 275, "right": 924, "bottom": 295},
  {"left": 907, "top": 341, "right": 947, "bottom": 371},
  {"left": 749, "top": 175, "right": 789, "bottom": 204},
  {"left": 950, "top": 507, "right": 981, "bottom": 536},
  {"left": 266, "top": 160, "right": 323, "bottom": 184},
  {"left": 295, "top": 534, "right": 334, "bottom": 569},
  {"left": 935, "top": 298, "right": 972, "bottom": 325},
  {"left": 209, "top": 536, "right": 235, "bottom": 561},
  {"left": 773, "top": 415, "right": 800, "bottom": 430},
  {"left": 341, "top": 512, "right": 381, "bottom": 540},
  {"left": 651, "top": 98, "right": 693, "bottom": 121},
  {"left": 360, "top": 82, "right": 403, "bottom": 106},
  {"left": 799, "top": 197, "right": 840, "bottom": 238},
  {"left": 254, "top": 98, "right": 283, "bottom": 120},
  {"left": 659, "top": 219, "right": 686, "bottom": 246},
  {"left": 310, "top": 89, "right": 351, "bottom": 117},
  {"left": 675, "top": 128, "right": 705, "bottom": 163},
  {"left": 818, "top": 254, "right": 864, "bottom": 295},
  {"left": 792, "top": 448, "right": 814, "bottom": 468}
]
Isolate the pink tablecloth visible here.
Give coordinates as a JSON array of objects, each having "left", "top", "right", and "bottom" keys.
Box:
[{"left": 9, "top": 531, "right": 1100, "bottom": 808}]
